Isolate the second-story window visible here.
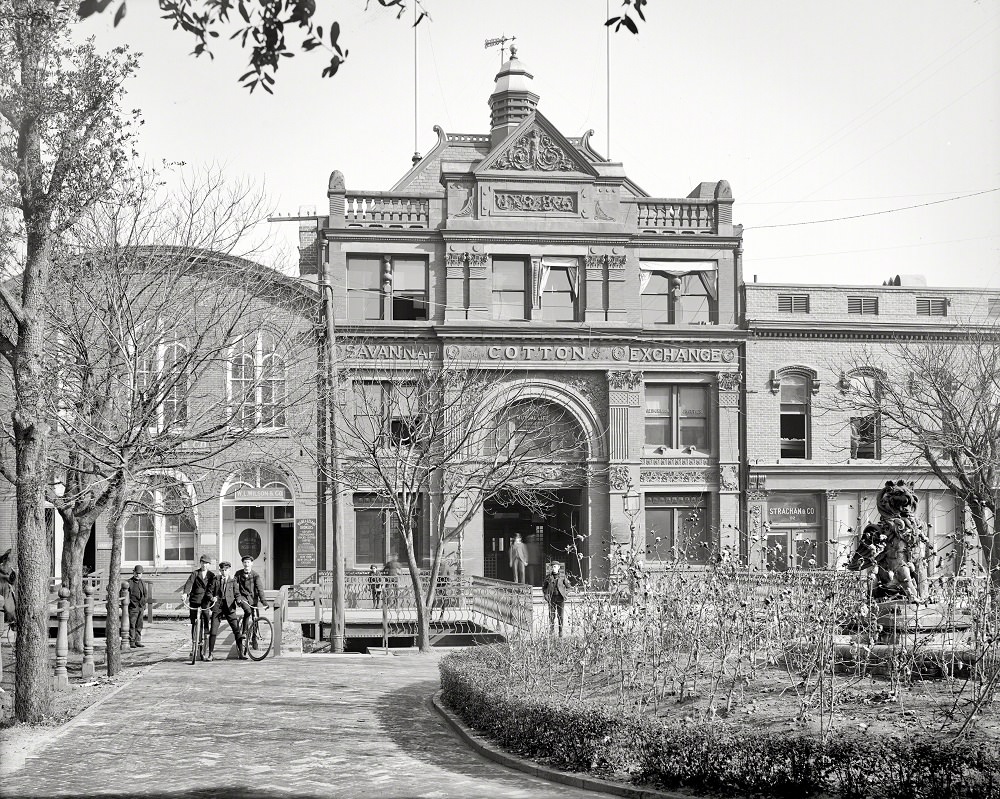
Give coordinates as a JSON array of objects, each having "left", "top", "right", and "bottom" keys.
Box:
[
  {"left": 354, "top": 381, "right": 422, "bottom": 448},
  {"left": 851, "top": 415, "right": 879, "bottom": 459},
  {"left": 640, "top": 263, "right": 717, "bottom": 325},
  {"left": 230, "top": 332, "right": 286, "bottom": 428},
  {"left": 492, "top": 257, "right": 528, "bottom": 320},
  {"left": 136, "top": 340, "right": 189, "bottom": 429},
  {"left": 644, "top": 385, "right": 709, "bottom": 453},
  {"left": 539, "top": 264, "right": 578, "bottom": 322},
  {"left": 347, "top": 255, "right": 428, "bottom": 321},
  {"left": 124, "top": 477, "right": 197, "bottom": 566},
  {"left": 779, "top": 374, "right": 810, "bottom": 458}
]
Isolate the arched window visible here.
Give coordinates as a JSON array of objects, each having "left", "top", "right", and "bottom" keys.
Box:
[
  {"left": 124, "top": 477, "right": 197, "bottom": 566},
  {"left": 844, "top": 370, "right": 883, "bottom": 460},
  {"left": 230, "top": 332, "right": 287, "bottom": 428}
]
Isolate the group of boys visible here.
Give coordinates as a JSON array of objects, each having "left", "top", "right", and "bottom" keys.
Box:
[{"left": 161, "top": 554, "right": 268, "bottom": 661}]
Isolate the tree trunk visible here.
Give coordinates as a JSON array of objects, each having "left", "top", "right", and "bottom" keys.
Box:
[
  {"left": 59, "top": 518, "right": 88, "bottom": 653},
  {"left": 105, "top": 489, "right": 127, "bottom": 676},
  {"left": 968, "top": 498, "right": 999, "bottom": 586}
]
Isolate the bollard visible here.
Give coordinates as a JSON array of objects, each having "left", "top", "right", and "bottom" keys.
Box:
[
  {"left": 145, "top": 579, "right": 153, "bottom": 625},
  {"left": 120, "top": 584, "right": 130, "bottom": 651},
  {"left": 82, "top": 582, "right": 95, "bottom": 678},
  {"left": 54, "top": 586, "right": 70, "bottom": 690}
]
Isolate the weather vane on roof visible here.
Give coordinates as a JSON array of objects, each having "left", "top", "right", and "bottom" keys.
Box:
[{"left": 484, "top": 35, "right": 516, "bottom": 67}]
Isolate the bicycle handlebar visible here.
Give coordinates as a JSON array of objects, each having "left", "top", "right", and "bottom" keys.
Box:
[{"left": 185, "top": 597, "right": 219, "bottom": 611}]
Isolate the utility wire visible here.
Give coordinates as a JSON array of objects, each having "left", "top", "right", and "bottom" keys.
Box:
[{"left": 746, "top": 187, "right": 999, "bottom": 230}]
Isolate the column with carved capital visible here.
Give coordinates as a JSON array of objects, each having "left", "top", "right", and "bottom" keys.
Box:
[
  {"left": 467, "top": 252, "right": 490, "bottom": 320},
  {"left": 444, "top": 252, "right": 467, "bottom": 321},
  {"left": 746, "top": 490, "right": 769, "bottom": 569},
  {"left": 606, "top": 369, "right": 642, "bottom": 547},
  {"left": 606, "top": 252, "right": 629, "bottom": 324},
  {"left": 583, "top": 252, "right": 606, "bottom": 323},
  {"left": 717, "top": 371, "right": 743, "bottom": 555}
]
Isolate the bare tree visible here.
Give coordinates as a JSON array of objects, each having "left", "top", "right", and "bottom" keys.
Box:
[
  {"left": 312, "top": 356, "right": 593, "bottom": 652},
  {"left": 1, "top": 165, "right": 315, "bottom": 673},
  {"left": 0, "top": 1, "right": 138, "bottom": 721},
  {"left": 829, "top": 322, "right": 1000, "bottom": 582}
]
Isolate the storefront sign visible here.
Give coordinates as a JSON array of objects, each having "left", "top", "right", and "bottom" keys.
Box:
[
  {"left": 612, "top": 346, "right": 736, "bottom": 363},
  {"left": 767, "top": 493, "right": 822, "bottom": 524},
  {"left": 481, "top": 345, "right": 737, "bottom": 363},
  {"left": 295, "top": 519, "right": 317, "bottom": 568},
  {"left": 487, "top": 345, "right": 595, "bottom": 361},
  {"left": 339, "top": 343, "right": 436, "bottom": 361},
  {"left": 235, "top": 488, "right": 287, "bottom": 501}
]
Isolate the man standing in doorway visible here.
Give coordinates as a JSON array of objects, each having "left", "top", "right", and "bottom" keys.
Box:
[
  {"left": 235, "top": 555, "right": 269, "bottom": 643},
  {"left": 509, "top": 533, "right": 528, "bottom": 584},
  {"left": 127, "top": 565, "right": 147, "bottom": 648}
]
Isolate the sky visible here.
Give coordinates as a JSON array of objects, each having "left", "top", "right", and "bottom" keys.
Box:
[{"left": 79, "top": 0, "right": 1000, "bottom": 288}]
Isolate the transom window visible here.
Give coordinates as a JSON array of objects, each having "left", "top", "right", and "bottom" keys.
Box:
[
  {"left": 347, "top": 255, "right": 428, "bottom": 321},
  {"left": 644, "top": 385, "right": 709, "bottom": 452},
  {"left": 124, "top": 477, "right": 196, "bottom": 565},
  {"left": 640, "top": 263, "right": 717, "bottom": 325},
  {"left": 230, "top": 332, "right": 286, "bottom": 428}
]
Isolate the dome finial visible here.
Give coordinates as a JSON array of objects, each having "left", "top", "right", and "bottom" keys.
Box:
[{"left": 509, "top": 44, "right": 517, "bottom": 59}]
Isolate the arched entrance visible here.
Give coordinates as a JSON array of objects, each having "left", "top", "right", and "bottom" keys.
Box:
[
  {"left": 221, "top": 465, "right": 296, "bottom": 589},
  {"left": 482, "top": 396, "right": 592, "bottom": 585}
]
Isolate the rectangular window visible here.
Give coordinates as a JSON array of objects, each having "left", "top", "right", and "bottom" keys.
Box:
[
  {"left": 645, "top": 494, "right": 711, "bottom": 564},
  {"left": 851, "top": 415, "right": 880, "bottom": 459},
  {"left": 164, "top": 527, "right": 196, "bottom": 561},
  {"left": 540, "top": 266, "right": 578, "bottom": 322},
  {"left": 492, "top": 258, "right": 528, "bottom": 320},
  {"left": 354, "top": 382, "right": 422, "bottom": 448},
  {"left": 765, "top": 493, "right": 825, "bottom": 570},
  {"left": 916, "top": 297, "right": 947, "bottom": 316},
  {"left": 353, "top": 495, "right": 426, "bottom": 565},
  {"left": 847, "top": 296, "right": 879, "bottom": 315},
  {"left": 124, "top": 514, "right": 155, "bottom": 562},
  {"left": 390, "top": 257, "right": 428, "bottom": 320},
  {"left": 644, "top": 385, "right": 709, "bottom": 452},
  {"left": 640, "top": 265, "right": 717, "bottom": 325},
  {"left": 779, "top": 375, "right": 810, "bottom": 458},
  {"left": 347, "top": 256, "right": 382, "bottom": 321},
  {"left": 778, "top": 294, "right": 810, "bottom": 313}
]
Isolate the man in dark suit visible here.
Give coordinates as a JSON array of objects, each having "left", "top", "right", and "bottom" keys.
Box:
[
  {"left": 181, "top": 554, "right": 217, "bottom": 650},
  {"left": 235, "top": 555, "right": 269, "bottom": 643},
  {"left": 127, "top": 565, "right": 147, "bottom": 648},
  {"left": 542, "top": 562, "right": 572, "bottom": 637},
  {"left": 207, "top": 562, "right": 248, "bottom": 660}
]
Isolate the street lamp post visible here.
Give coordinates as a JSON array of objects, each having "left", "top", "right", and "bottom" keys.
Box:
[{"left": 623, "top": 489, "right": 641, "bottom": 551}]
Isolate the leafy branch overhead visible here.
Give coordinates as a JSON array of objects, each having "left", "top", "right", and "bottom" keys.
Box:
[{"left": 78, "top": 0, "right": 428, "bottom": 93}]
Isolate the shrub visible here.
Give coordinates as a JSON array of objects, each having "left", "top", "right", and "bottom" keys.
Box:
[{"left": 440, "top": 647, "right": 1000, "bottom": 799}]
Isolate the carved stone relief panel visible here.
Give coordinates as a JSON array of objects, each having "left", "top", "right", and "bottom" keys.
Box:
[
  {"left": 640, "top": 470, "right": 714, "bottom": 485},
  {"left": 493, "top": 128, "right": 575, "bottom": 171},
  {"left": 719, "top": 464, "right": 739, "bottom": 492},
  {"left": 607, "top": 370, "right": 643, "bottom": 390}
]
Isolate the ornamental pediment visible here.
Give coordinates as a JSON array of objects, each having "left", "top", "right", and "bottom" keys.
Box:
[{"left": 476, "top": 112, "right": 598, "bottom": 177}]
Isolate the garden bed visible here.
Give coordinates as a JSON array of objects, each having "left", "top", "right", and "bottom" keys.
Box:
[{"left": 441, "top": 646, "right": 999, "bottom": 798}]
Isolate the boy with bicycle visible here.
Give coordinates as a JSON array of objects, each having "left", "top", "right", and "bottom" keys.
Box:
[
  {"left": 181, "top": 555, "right": 217, "bottom": 655},
  {"left": 207, "top": 561, "right": 249, "bottom": 661},
  {"left": 235, "top": 555, "right": 269, "bottom": 645}
]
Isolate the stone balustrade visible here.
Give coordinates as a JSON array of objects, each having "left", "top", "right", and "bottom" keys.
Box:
[
  {"left": 344, "top": 191, "right": 429, "bottom": 229},
  {"left": 631, "top": 198, "right": 718, "bottom": 233}
]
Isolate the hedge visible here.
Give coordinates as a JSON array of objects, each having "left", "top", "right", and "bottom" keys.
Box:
[{"left": 440, "top": 647, "right": 1000, "bottom": 799}]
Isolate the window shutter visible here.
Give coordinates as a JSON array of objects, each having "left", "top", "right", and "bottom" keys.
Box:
[
  {"left": 916, "top": 297, "right": 947, "bottom": 316},
  {"left": 848, "top": 297, "right": 878, "bottom": 315},
  {"left": 778, "top": 294, "right": 809, "bottom": 313}
]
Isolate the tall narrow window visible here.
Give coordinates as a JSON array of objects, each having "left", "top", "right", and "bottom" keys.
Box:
[
  {"left": 779, "top": 375, "right": 810, "bottom": 458},
  {"left": 644, "top": 385, "right": 710, "bottom": 452},
  {"left": 540, "top": 266, "right": 578, "bottom": 322},
  {"left": 492, "top": 258, "right": 528, "bottom": 320},
  {"left": 390, "top": 258, "right": 428, "bottom": 320},
  {"left": 124, "top": 478, "right": 196, "bottom": 565},
  {"left": 347, "top": 256, "right": 382, "bottom": 321},
  {"left": 230, "top": 332, "right": 286, "bottom": 428},
  {"left": 124, "top": 493, "right": 156, "bottom": 562},
  {"left": 645, "top": 494, "right": 711, "bottom": 564},
  {"left": 851, "top": 415, "right": 879, "bottom": 459},
  {"left": 162, "top": 342, "right": 189, "bottom": 427},
  {"left": 134, "top": 339, "right": 188, "bottom": 430}
]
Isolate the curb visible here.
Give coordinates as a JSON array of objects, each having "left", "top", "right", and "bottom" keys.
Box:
[
  {"left": 1, "top": 641, "right": 188, "bottom": 778},
  {"left": 430, "top": 691, "right": 688, "bottom": 799}
]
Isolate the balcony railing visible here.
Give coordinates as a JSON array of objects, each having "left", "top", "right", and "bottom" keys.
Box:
[
  {"left": 631, "top": 198, "right": 717, "bottom": 233},
  {"left": 344, "top": 192, "right": 429, "bottom": 229}
]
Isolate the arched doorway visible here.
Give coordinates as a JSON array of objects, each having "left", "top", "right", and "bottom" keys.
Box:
[
  {"left": 221, "top": 465, "right": 296, "bottom": 589},
  {"left": 482, "top": 398, "right": 590, "bottom": 585}
]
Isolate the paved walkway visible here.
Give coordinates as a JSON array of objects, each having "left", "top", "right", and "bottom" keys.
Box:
[{"left": 1, "top": 649, "right": 614, "bottom": 799}]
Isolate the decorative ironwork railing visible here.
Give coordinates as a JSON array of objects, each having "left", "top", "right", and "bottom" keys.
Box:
[{"left": 344, "top": 192, "right": 429, "bottom": 228}]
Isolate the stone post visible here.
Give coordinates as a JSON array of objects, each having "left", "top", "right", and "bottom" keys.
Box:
[
  {"left": 82, "top": 582, "right": 95, "bottom": 678},
  {"left": 54, "top": 586, "right": 70, "bottom": 691},
  {"left": 120, "top": 584, "right": 130, "bottom": 651}
]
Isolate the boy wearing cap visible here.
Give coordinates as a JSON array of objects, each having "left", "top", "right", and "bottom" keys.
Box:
[
  {"left": 207, "top": 562, "right": 248, "bottom": 661},
  {"left": 181, "top": 555, "right": 217, "bottom": 650},
  {"left": 127, "top": 565, "right": 147, "bottom": 647},
  {"left": 235, "top": 555, "right": 269, "bottom": 643}
]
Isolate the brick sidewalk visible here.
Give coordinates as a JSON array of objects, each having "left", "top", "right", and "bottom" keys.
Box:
[{"left": 0, "top": 651, "right": 615, "bottom": 798}]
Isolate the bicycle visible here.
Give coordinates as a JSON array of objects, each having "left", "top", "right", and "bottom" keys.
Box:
[
  {"left": 241, "top": 605, "right": 273, "bottom": 661},
  {"left": 187, "top": 598, "right": 218, "bottom": 664}
]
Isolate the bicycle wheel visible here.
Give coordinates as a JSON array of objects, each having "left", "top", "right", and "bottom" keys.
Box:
[
  {"left": 190, "top": 619, "right": 199, "bottom": 665},
  {"left": 247, "top": 616, "right": 273, "bottom": 661}
]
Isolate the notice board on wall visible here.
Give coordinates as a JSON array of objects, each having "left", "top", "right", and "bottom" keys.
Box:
[{"left": 295, "top": 519, "right": 317, "bottom": 568}]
